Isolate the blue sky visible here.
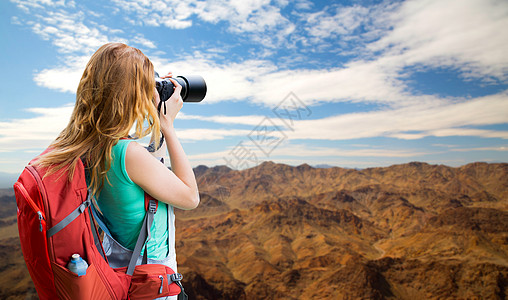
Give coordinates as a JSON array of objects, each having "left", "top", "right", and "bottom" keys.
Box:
[{"left": 1, "top": 0, "right": 507, "bottom": 186}]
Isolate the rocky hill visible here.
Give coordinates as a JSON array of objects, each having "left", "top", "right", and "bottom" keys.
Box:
[
  {"left": 0, "top": 161, "right": 507, "bottom": 299},
  {"left": 178, "top": 161, "right": 508, "bottom": 299}
]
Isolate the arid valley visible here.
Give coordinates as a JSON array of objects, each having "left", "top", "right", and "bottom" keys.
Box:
[{"left": 1, "top": 161, "right": 507, "bottom": 299}]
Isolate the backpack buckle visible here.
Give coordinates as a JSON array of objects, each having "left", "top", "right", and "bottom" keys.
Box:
[
  {"left": 148, "top": 200, "right": 157, "bottom": 213},
  {"left": 169, "top": 273, "right": 183, "bottom": 282}
]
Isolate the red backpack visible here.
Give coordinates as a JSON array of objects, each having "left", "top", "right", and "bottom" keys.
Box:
[{"left": 13, "top": 148, "right": 186, "bottom": 300}]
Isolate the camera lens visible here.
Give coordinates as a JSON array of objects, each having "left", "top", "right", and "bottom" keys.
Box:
[
  {"left": 155, "top": 73, "right": 207, "bottom": 103},
  {"left": 178, "top": 75, "right": 207, "bottom": 102}
]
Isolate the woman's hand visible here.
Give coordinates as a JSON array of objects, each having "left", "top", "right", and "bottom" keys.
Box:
[{"left": 154, "top": 73, "right": 183, "bottom": 132}]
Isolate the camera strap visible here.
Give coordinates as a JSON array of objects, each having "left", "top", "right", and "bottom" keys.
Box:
[
  {"left": 145, "top": 134, "right": 165, "bottom": 153},
  {"left": 157, "top": 98, "right": 167, "bottom": 116},
  {"left": 126, "top": 133, "right": 165, "bottom": 153},
  {"left": 152, "top": 95, "right": 169, "bottom": 153}
]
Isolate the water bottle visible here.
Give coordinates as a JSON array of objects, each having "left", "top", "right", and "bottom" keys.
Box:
[{"left": 67, "top": 254, "right": 88, "bottom": 276}]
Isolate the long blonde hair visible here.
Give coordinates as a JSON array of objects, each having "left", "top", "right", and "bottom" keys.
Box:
[{"left": 36, "top": 43, "right": 160, "bottom": 195}]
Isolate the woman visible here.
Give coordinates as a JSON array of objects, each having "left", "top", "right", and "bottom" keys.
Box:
[{"left": 36, "top": 42, "right": 199, "bottom": 298}]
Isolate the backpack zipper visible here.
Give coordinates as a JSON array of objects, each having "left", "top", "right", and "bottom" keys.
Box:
[
  {"left": 14, "top": 182, "right": 46, "bottom": 232},
  {"left": 37, "top": 211, "right": 45, "bottom": 232},
  {"left": 159, "top": 275, "right": 164, "bottom": 294},
  {"left": 131, "top": 274, "right": 166, "bottom": 294}
]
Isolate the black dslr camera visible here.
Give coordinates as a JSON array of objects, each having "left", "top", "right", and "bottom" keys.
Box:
[
  {"left": 147, "top": 72, "right": 206, "bottom": 152},
  {"left": 155, "top": 72, "right": 207, "bottom": 103}
]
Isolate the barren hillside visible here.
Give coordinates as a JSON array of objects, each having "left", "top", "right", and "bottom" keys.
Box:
[{"left": 1, "top": 161, "right": 507, "bottom": 299}]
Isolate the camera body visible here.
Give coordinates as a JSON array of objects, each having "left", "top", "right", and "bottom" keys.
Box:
[{"left": 155, "top": 72, "right": 207, "bottom": 103}]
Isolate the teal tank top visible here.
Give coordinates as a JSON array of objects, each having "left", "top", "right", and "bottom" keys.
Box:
[{"left": 96, "top": 140, "right": 169, "bottom": 260}]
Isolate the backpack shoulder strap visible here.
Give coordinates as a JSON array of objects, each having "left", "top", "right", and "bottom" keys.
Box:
[{"left": 126, "top": 196, "right": 157, "bottom": 276}]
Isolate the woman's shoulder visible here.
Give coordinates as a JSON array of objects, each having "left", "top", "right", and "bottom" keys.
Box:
[
  {"left": 124, "top": 140, "right": 149, "bottom": 158},
  {"left": 124, "top": 140, "right": 156, "bottom": 174}
]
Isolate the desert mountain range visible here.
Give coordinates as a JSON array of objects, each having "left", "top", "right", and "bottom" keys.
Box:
[{"left": 0, "top": 161, "right": 507, "bottom": 299}]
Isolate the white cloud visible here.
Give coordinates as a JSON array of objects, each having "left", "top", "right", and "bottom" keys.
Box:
[
  {"left": 111, "top": 0, "right": 294, "bottom": 47},
  {"left": 253, "top": 59, "right": 410, "bottom": 107},
  {"left": 304, "top": 4, "right": 370, "bottom": 39},
  {"left": 175, "top": 128, "right": 251, "bottom": 141},
  {"left": 132, "top": 34, "right": 156, "bottom": 49},
  {"left": 196, "top": 0, "right": 291, "bottom": 36},
  {"left": 368, "top": 0, "right": 508, "bottom": 81},
  {"left": 286, "top": 91, "right": 508, "bottom": 141},
  {"left": 10, "top": 0, "right": 73, "bottom": 12},
  {"left": 29, "top": 10, "right": 112, "bottom": 55},
  {"left": 177, "top": 90, "right": 508, "bottom": 142},
  {"left": 451, "top": 146, "right": 508, "bottom": 152},
  {"left": 178, "top": 113, "right": 280, "bottom": 127},
  {"left": 268, "top": 143, "right": 430, "bottom": 158},
  {"left": 33, "top": 55, "right": 88, "bottom": 93},
  {"left": 0, "top": 105, "right": 73, "bottom": 152}
]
